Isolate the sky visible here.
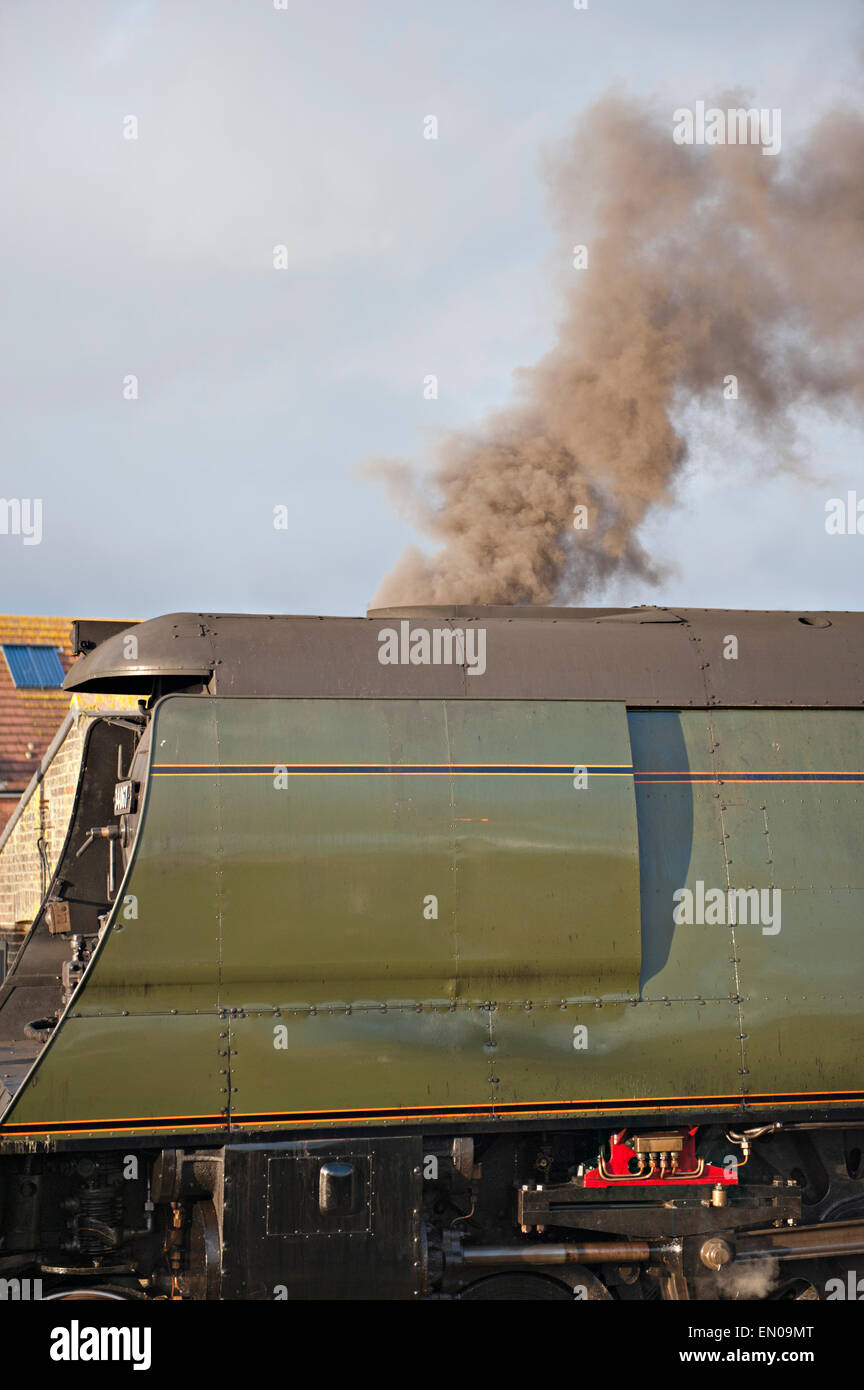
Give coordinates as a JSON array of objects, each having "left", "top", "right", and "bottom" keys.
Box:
[{"left": 1, "top": 0, "right": 862, "bottom": 621}]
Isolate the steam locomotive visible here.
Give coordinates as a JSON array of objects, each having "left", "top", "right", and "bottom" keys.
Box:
[{"left": 1, "top": 605, "right": 863, "bottom": 1300}]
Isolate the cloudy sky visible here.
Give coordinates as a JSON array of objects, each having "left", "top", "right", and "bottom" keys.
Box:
[{"left": 2, "top": 0, "right": 862, "bottom": 620}]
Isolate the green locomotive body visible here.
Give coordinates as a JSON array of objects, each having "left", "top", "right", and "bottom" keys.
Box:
[{"left": 1, "top": 606, "right": 863, "bottom": 1300}]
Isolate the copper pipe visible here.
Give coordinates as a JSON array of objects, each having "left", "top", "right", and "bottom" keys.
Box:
[
  {"left": 670, "top": 1159, "right": 705, "bottom": 1178},
  {"left": 598, "top": 1155, "right": 656, "bottom": 1181}
]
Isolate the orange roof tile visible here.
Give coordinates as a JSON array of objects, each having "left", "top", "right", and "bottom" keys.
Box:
[{"left": 0, "top": 616, "right": 74, "bottom": 794}]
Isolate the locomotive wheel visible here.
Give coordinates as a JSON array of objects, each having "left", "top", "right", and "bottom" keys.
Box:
[
  {"left": 768, "top": 1258, "right": 862, "bottom": 1302},
  {"left": 459, "top": 1262, "right": 612, "bottom": 1300},
  {"left": 42, "top": 1288, "right": 133, "bottom": 1300},
  {"left": 459, "top": 1272, "right": 574, "bottom": 1300}
]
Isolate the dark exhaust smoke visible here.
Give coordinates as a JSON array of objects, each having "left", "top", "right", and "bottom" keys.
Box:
[{"left": 368, "top": 94, "right": 864, "bottom": 607}]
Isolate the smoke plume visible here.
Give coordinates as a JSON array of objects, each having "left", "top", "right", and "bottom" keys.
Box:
[
  {"left": 717, "top": 1257, "right": 780, "bottom": 1301},
  {"left": 369, "top": 94, "right": 864, "bottom": 607}
]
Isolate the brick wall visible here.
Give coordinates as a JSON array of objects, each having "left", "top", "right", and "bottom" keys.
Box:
[{"left": 0, "top": 717, "right": 85, "bottom": 956}]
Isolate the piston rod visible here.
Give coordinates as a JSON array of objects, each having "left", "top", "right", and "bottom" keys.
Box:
[
  {"left": 461, "top": 1241, "right": 664, "bottom": 1267},
  {"left": 736, "top": 1219, "right": 864, "bottom": 1262}
]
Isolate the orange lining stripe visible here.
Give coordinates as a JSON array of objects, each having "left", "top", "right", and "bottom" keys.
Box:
[
  {"left": 6, "top": 1086, "right": 863, "bottom": 1136},
  {"left": 6, "top": 1097, "right": 863, "bottom": 1140}
]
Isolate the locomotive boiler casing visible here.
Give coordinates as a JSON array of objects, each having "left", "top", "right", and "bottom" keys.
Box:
[{"left": 1, "top": 606, "right": 863, "bottom": 1300}]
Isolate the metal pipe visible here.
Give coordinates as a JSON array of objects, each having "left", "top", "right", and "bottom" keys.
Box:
[
  {"left": 37, "top": 836, "right": 49, "bottom": 899},
  {"left": 461, "top": 1241, "right": 660, "bottom": 1267},
  {"left": 783, "top": 1123, "right": 864, "bottom": 1131}
]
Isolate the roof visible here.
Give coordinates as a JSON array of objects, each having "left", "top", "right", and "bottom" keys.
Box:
[
  {"left": 0, "top": 616, "right": 74, "bottom": 805},
  {"left": 62, "top": 606, "right": 864, "bottom": 707}
]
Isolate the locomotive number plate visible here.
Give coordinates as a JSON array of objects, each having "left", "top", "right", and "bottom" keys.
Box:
[{"left": 113, "top": 779, "right": 137, "bottom": 815}]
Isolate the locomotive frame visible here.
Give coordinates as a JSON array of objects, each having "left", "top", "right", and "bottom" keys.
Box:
[{"left": 1, "top": 604, "right": 863, "bottom": 1301}]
